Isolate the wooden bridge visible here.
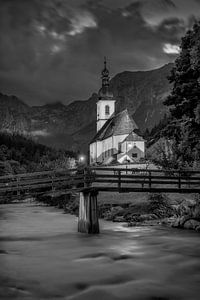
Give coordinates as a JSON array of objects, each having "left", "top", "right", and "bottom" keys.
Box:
[{"left": 0, "top": 167, "right": 200, "bottom": 234}]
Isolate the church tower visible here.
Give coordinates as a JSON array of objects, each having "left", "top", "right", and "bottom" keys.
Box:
[{"left": 96, "top": 57, "right": 116, "bottom": 132}]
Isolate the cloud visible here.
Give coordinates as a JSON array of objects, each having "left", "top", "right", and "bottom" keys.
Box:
[
  {"left": 163, "top": 43, "right": 180, "bottom": 54},
  {"left": 68, "top": 11, "right": 97, "bottom": 36},
  {"left": 155, "top": 17, "right": 186, "bottom": 43},
  {"left": 141, "top": 0, "right": 200, "bottom": 28},
  {"left": 0, "top": 0, "right": 200, "bottom": 106}
]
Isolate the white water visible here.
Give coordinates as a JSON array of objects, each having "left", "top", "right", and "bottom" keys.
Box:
[{"left": 0, "top": 202, "right": 200, "bottom": 300}]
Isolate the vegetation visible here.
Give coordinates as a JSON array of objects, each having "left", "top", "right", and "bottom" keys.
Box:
[
  {"left": 0, "top": 132, "right": 76, "bottom": 175},
  {"left": 146, "top": 22, "right": 200, "bottom": 170}
]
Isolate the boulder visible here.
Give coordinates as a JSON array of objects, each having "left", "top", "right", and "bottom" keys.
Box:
[
  {"left": 110, "top": 206, "right": 125, "bottom": 215},
  {"left": 103, "top": 212, "right": 113, "bottom": 221},
  {"left": 192, "top": 204, "right": 200, "bottom": 219},
  {"left": 138, "top": 214, "right": 158, "bottom": 222},
  {"left": 113, "top": 216, "right": 125, "bottom": 222},
  {"left": 195, "top": 225, "right": 200, "bottom": 232},
  {"left": 183, "top": 219, "right": 200, "bottom": 230},
  {"left": 171, "top": 218, "right": 181, "bottom": 228}
]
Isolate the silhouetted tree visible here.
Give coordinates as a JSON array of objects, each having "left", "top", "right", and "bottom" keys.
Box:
[{"left": 162, "top": 22, "right": 200, "bottom": 168}]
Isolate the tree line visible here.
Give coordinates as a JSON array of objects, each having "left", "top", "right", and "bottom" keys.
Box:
[{"left": 0, "top": 132, "right": 76, "bottom": 175}]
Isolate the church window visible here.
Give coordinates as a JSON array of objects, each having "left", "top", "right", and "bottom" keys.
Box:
[
  {"left": 132, "top": 153, "right": 137, "bottom": 158},
  {"left": 105, "top": 105, "right": 110, "bottom": 115}
]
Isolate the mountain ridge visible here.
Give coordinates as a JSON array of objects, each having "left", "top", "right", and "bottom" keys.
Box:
[{"left": 0, "top": 63, "right": 173, "bottom": 153}]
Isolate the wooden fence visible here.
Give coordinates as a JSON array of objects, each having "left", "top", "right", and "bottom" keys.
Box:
[
  {"left": 90, "top": 167, "right": 200, "bottom": 193},
  {"left": 0, "top": 167, "right": 200, "bottom": 198}
]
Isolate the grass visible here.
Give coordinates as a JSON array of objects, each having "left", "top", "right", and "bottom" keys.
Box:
[{"left": 98, "top": 191, "right": 195, "bottom": 206}]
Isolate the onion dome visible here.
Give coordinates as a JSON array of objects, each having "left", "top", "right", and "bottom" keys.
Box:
[{"left": 98, "top": 57, "right": 114, "bottom": 100}]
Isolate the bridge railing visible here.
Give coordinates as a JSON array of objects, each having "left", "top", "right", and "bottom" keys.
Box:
[
  {"left": 0, "top": 168, "right": 85, "bottom": 196},
  {"left": 0, "top": 167, "right": 200, "bottom": 196},
  {"left": 89, "top": 167, "right": 200, "bottom": 192}
]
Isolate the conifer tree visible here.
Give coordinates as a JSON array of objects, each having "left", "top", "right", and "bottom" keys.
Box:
[{"left": 163, "top": 21, "right": 200, "bottom": 168}]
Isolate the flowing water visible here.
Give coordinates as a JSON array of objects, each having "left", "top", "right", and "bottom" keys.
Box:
[{"left": 0, "top": 201, "right": 200, "bottom": 300}]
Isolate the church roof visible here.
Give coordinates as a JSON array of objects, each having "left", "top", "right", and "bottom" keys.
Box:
[
  {"left": 122, "top": 131, "right": 145, "bottom": 142},
  {"left": 98, "top": 86, "right": 114, "bottom": 100},
  {"left": 90, "top": 109, "right": 138, "bottom": 143}
]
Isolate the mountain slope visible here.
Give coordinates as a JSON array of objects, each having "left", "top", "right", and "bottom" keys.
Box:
[
  {"left": 0, "top": 63, "right": 173, "bottom": 153},
  {"left": 110, "top": 63, "right": 172, "bottom": 129},
  {"left": 0, "top": 92, "right": 31, "bottom": 133}
]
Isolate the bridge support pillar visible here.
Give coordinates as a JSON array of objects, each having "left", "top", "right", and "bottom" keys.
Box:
[{"left": 78, "top": 190, "right": 99, "bottom": 234}]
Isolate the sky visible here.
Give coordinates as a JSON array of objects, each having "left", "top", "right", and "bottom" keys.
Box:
[{"left": 0, "top": 0, "right": 200, "bottom": 106}]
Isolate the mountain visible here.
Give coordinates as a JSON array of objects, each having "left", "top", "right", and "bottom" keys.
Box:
[
  {"left": 110, "top": 63, "right": 172, "bottom": 129},
  {"left": 0, "top": 63, "right": 173, "bottom": 153},
  {"left": 0, "top": 93, "right": 31, "bottom": 133}
]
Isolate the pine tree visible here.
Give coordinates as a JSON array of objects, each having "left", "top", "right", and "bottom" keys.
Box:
[{"left": 163, "top": 22, "right": 200, "bottom": 169}]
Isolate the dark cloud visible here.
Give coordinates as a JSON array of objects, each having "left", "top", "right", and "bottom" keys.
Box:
[
  {"left": 156, "top": 17, "right": 186, "bottom": 42},
  {"left": 0, "top": 0, "right": 199, "bottom": 106}
]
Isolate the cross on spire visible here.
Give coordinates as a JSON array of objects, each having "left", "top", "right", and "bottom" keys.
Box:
[
  {"left": 101, "top": 56, "right": 110, "bottom": 88},
  {"left": 104, "top": 56, "right": 107, "bottom": 68}
]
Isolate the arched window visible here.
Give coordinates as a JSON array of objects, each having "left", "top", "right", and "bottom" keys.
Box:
[{"left": 105, "top": 105, "right": 110, "bottom": 115}]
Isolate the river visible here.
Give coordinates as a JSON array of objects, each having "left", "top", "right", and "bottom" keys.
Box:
[{"left": 0, "top": 201, "right": 200, "bottom": 300}]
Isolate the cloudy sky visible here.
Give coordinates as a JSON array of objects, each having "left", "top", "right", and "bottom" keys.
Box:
[{"left": 0, "top": 0, "right": 200, "bottom": 106}]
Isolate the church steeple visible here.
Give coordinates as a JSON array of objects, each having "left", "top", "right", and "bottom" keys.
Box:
[
  {"left": 98, "top": 57, "right": 113, "bottom": 100},
  {"left": 101, "top": 56, "right": 110, "bottom": 88},
  {"left": 96, "top": 57, "right": 116, "bottom": 132}
]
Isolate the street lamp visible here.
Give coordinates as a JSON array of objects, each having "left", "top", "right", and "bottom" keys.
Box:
[{"left": 78, "top": 155, "right": 85, "bottom": 164}]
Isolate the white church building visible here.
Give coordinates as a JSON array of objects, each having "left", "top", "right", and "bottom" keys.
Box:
[{"left": 89, "top": 59, "right": 145, "bottom": 165}]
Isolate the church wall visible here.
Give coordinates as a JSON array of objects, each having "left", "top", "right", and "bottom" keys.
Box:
[
  {"left": 102, "top": 137, "right": 113, "bottom": 160},
  {"left": 90, "top": 137, "right": 145, "bottom": 165},
  {"left": 90, "top": 141, "right": 104, "bottom": 164},
  {"left": 96, "top": 141, "right": 103, "bottom": 163},
  {"left": 89, "top": 142, "right": 96, "bottom": 164},
  {"left": 113, "top": 135, "right": 128, "bottom": 153}
]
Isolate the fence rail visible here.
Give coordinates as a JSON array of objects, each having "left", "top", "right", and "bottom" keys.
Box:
[{"left": 0, "top": 167, "right": 200, "bottom": 198}]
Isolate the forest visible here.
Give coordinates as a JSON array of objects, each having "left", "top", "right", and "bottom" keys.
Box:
[{"left": 0, "top": 132, "right": 76, "bottom": 175}]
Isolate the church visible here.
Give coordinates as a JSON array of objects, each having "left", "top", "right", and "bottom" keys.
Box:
[{"left": 89, "top": 59, "right": 145, "bottom": 165}]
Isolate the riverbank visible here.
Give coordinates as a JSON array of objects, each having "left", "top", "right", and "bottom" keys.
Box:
[{"left": 36, "top": 191, "right": 200, "bottom": 232}]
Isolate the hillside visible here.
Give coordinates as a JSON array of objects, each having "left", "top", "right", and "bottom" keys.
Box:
[
  {"left": 0, "top": 132, "right": 75, "bottom": 175},
  {"left": 0, "top": 63, "right": 173, "bottom": 153}
]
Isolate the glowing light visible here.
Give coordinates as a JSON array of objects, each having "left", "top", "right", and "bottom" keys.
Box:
[
  {"left": 163, "top": 43, "right": 180, "bottom": 54},
  {"left": 79, "top": 155, "right": 85, "bottom": 162},
  {"left": 128, "top": 143, "right": 132, "bottom": 149}
]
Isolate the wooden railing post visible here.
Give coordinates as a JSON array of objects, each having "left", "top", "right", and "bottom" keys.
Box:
[
  {"left": 84, "top": 168, "right": 91, "bottom": 188},
  {"left": 51, "top": 173, "right": 55, "bottom": 196},
  {"left": 149, "top": 171, "right": 152, "bottom": 188},
  {"left": 118, "top": 170, "right": 121, "bottom": 191},
  {"left": 178, "top": 170, "right": 181, "bottom": 189},
  {"left": 17, "top": 177, "right": 20, "bottom": 198}
]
